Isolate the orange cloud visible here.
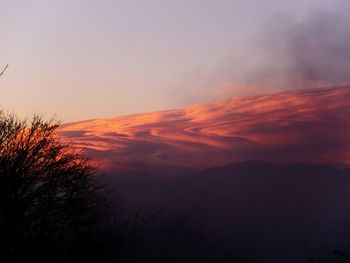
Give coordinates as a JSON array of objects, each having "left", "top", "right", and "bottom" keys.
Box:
[{"left": 59, "top": 85, "right": 350, "bottom": 171}]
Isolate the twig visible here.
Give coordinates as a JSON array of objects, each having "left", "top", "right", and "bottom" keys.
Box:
[{"left": 0, "top": 64, "right": 9, "bottom": 78}]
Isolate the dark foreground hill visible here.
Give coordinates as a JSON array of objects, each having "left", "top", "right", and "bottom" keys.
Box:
[{"left": 103, "top": 161, "right": 350, "bottom": 263}]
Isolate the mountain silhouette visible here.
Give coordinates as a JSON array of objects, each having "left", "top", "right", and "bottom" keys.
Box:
[{"left": 103, "top": 161, "right": 350, "bottom": 263}]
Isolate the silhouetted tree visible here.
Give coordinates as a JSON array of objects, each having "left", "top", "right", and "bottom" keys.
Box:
[{"left": 0, "top": 112, "right": 96, "bottom": 262}]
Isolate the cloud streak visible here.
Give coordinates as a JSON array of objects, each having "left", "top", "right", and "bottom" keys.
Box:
[{"left": 59, "top": 86, "right": 350, "bottom": 171}]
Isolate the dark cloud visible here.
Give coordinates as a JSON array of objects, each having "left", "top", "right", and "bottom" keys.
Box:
[{"left": 250, "top": 1, "right": 350, "bottom": 89}]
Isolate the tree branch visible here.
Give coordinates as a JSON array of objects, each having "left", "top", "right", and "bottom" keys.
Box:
[{"left": 0, "top": 64, "right": 9, "bottom": 78}]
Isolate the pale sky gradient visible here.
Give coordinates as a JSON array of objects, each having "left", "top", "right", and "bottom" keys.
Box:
[{"left": 0, "top": 0, "right": 340, "bottom": 121}]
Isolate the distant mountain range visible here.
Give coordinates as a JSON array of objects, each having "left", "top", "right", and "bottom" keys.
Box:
[
  {"left": 105, "top": 160, "right": 350, "bottom": 263},
  {"left": 59, "top": 85, "right": 350, "bottom": 171}
]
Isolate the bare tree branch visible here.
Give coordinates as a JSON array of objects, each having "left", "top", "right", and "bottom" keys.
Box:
[{"left": 0, "top": 64, "right": 9, "bottom": 78}]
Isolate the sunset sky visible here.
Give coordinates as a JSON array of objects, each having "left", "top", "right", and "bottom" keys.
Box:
[
  {"left": 2, "top": 4, "right": 350, "bottom": 260},
  {"left": 0, "top": 0, "right": 341, "bottom": 121}
]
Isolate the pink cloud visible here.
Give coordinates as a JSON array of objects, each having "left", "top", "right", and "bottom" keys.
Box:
[{"left": 59, "top": 85, "right": 350, "bottom": 171}]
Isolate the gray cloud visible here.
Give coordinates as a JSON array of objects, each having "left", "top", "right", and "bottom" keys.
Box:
[{"left": 248, "top": 0, "right": 350, "bottom": 90}]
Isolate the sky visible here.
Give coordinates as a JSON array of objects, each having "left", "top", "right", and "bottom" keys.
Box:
[{"left": 0, "top": 0, "right": 341, "bottom": 121}]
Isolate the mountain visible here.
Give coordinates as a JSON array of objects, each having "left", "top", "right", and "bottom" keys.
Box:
[
  {"left": 59, "top": 86, "right": 350, "bottom": 171},
  {"left": 104, "top": 161, "right": 350, "bottom": 263}
]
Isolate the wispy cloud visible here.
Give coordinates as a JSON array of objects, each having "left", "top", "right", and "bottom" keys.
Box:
[{"left": 59, "top": 86, "right": 350, "bottom": 170}]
